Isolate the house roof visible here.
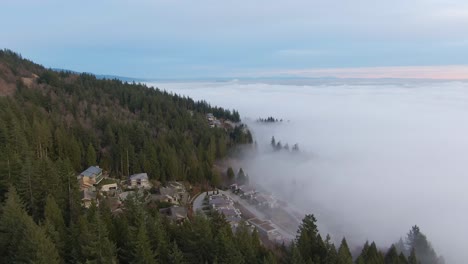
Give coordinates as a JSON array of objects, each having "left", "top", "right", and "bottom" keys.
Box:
[
  {"left": 80, "top": 166, "right": 102, "bottom": 178},
  {"left": 259, "top": 222, "right": 276, "bottom": 232},
  {"left": 130, "top": 173, "right": 148, "bottom": 180},
  {"left": 219, "top": 207, "right": 239, "bottom": 217},
  {"left": 248, "top": 218, "right": 266, "bottom": 226},
  {"left": 238, "top": 185, "right": 256, "bottom": 194}
]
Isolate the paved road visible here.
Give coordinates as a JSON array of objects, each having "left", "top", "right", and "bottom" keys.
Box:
[{"left": 192, "top": 191, "right": 208, "bottom": 214}]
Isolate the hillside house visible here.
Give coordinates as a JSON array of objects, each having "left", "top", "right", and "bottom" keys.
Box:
[
  {"left": 159, "top": 182, "right": 189, "bottom": 205},
  {"left": 129, "top": 173, "right": 151, "bottom": 189},
  {"left": 253, "top": 194, "right": 277, "bottom": 209},
  {"left": 238, "top": 185, "right": 256, "bottom": 198},
  {"left": 248, "top": 218, "right": 282, "bottom": 241},
  {"left": 78, "top": 166, "right": 103, "bottom": 190},
  {"left": 147, "top": 194, "right": 179, "bottom": 205}
]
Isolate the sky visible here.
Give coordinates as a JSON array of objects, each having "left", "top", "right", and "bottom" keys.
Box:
[{"left": 2, "top": 0, "right": 468, "bottom": 79}]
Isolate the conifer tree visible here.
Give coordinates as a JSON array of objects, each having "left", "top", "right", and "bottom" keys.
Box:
[
  {"left": 170, "top": 241, "right": 186, "bottom": 264},
  {"left": 408, "top": 248, "right": 418, "bottom": 264},
  {"left": 86, "top": 143, "right": 97, "bottom": 167},
  {"left": 43, "top": 195, "right": 67, "bottom": 258},
  {"left": 384, "top": 245, "right": 401, "bottom": 264},
  {"left": 337, "top": 238, "right": 353, "bottom": 264},
  {"left": 0, "top": 187, "right": 60, "bottom": 264},
  {"left": 227, "top": 167, "right": 235, "bottom": 182},
  {"left": 132, "top": 220, "right": 157, "bottom": 264}
]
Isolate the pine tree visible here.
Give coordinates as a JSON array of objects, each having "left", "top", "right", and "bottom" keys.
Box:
[
  {"left": 237, "top": 168, "right": 247, "bottom": 185},
  {"left": 43, "top": 195, "right": 67, "bottom": 259},
  {"left": 296, "top": 214, "right": 327, "bottom": 262},
  {"left": 366, "top": 242, "right": 385, "bottom": 264},
  {"left": 290, "top": 243, "right": 306, "bottom": 264},
  {"left": 406, "top": 226, "right": 440, "bottom": 264},
  {"left": 399, "top": 252, "right": 409, "bottom": 264},
  {"left": 132, "top": 221, "right": 157, "bottom": 264},
  {"left": 408, "top": 248, "right": 418, "bottom": 264},
  {"left": 170, "top": 241, "right": 186, "bottom": 264},
  {"left": 86, "top": 143, "right": 97, "bottom": 167},
  {"left": 227, "top": 167, "right": 235, "bottom": 182},
  {"left": 0, "top": 187, "right": 61, "bottom": 264},
  {"left": 324, "top": 234, "right": 338, "bottom": 264},
  {"left": 385, "top": 245, "right": 401, "bottom": 264},
  {"left": 337, "top": 238, "right": 353, "bottom": 264}
]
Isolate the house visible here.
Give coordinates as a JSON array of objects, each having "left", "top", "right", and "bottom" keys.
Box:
[
  {"left": 229, "top": 184, "right": 238, "bottom": 192},
  {"left": 253, "top": 193, "right": 277, "bottom": 209},
  {"left": 78, "top": 166, "right": 103, "bottom": 189},
  {"left": 82, "top": 189, "right": 97, "bottom": 208},
  {"left": 238, "top": 185, "right": 256, "bottom": 198},
  {"left": 129, "top": 173, "right": 151, "bottom": 189},
  {"left": 206, "top": 113, "right": 214, "bottom": 121},
  {"left": 248, "top": 218, "right": 282, "bottom": 241},
  {"left": 157, "top": 182, "right": 189, "bottom": 205},
  {"left": 159, "top": 206, "right": 188, "bottom": 223},
  {"left": 101, "top": 183, "right": 118, "bottom": 193},
  {"left": 147, "top": 194, "right": 179, "bottom": 205}
]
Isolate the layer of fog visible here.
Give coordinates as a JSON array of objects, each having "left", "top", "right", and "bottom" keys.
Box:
[{"left": 149, "top": 80, "right": 468, "bottom": 263}]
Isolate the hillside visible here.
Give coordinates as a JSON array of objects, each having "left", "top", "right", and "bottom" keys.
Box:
[{"left": 0, "top": 49, "right": 253, "bottom": 200}]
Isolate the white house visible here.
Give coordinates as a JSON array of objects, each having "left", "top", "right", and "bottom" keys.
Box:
[{"left": 129, "top": 173, "right": 151, "bottom": 189}]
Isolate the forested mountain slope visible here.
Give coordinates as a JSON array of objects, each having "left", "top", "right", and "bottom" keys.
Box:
[{"left": 0, "top": 49, "right": 251, "bottom": 199}]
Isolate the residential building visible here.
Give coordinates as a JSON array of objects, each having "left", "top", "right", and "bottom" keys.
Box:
[
  {"left": 238, "top": 185, "right": 256, "bottom": 198},
  {"left": 147, "top": 194, "right": 179, "bottom": 205},
  {"left": 129, "top": 173, "right": 151, "bottom": 189},
  {"left": 78, "top": 166, "right": 103, "bottom": 190},
  {"left": 253, "top": 193, "right": 277, "bottom": 209}
]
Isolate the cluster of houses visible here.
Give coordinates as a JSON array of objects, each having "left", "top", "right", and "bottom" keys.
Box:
[
  {"left": 230, "top": 184, "right": 278, "bottom": 209},
  {"left": 206, "top": 192, "right": 242, "bottom": 229},
  {"left": 206, "top": 113, "right": 236, "bottom": 130},
  {"left": 77, "top": 166, "right": 189, "bottom": 223}
]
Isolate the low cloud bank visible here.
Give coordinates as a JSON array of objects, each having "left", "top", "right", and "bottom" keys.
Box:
[{"left": 150, "top": 80, "right": 468, "bottom": 263}]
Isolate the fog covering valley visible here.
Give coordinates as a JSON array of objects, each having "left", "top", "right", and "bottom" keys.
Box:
[{"left": 149, "top": 79, "right": 468, "bottom": 263}]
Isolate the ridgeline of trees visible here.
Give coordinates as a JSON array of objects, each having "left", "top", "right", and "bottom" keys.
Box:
[
  {"left": 0, "top": 50, "right": 443, "bottom": 263},
  {"left": 257, "top": 116, "right": 283, "bottom": 123},
  {"left": 288, "top": 215, "right": 443, "bottom": 264}
]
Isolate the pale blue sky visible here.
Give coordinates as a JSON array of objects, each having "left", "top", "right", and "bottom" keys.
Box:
[{"left": 2, "top": 0, "right": 468, "bottom": 79}]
